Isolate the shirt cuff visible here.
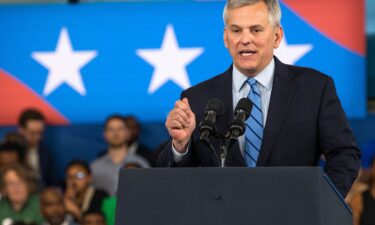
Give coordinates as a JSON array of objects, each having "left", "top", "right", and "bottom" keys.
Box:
[{"left": 171, "top": 141, "right": 189, "bottom": 163}]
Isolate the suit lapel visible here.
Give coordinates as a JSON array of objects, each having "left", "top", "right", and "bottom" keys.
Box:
[
  {"left": 257, "top": 57, "right": 296, "bottom": 166},
  {"left": 213, "top": 66, "right": 233, "bottom": 136}
]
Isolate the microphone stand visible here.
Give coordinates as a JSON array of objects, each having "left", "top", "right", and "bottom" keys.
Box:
[
  {"left": 200, "top": 134, "right": 221, "bottom": 167},
  {"left": 220, "top": 138, "right": 230, "bottom": 167},
  {"left": 220, "top": 133, "right": 239, "bottom": 168}
]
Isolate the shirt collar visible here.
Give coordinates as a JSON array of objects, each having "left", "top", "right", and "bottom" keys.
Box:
[{"left": 233, "top": 58, "right": 275, "bottom": 92}]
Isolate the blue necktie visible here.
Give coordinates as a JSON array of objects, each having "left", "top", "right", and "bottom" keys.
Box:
[{"left": 244, "top": 78, "right": 264, "bottom": 167}]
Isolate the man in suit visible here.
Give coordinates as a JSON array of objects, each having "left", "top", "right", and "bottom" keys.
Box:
[
  {"left": 18, "top": 108, "right": 57, "bottom": 187},
  {"left": 157, "top": 0, "right": 361, "bottom": 197}
]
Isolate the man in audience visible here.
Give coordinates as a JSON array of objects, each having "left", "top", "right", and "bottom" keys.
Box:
[
  {"left": 40, "top": 187, "right": 77, "bottom": 225},
  {"left": 123, "top": 116, "right": 155, "bottom": 166},
  {"left": 17, "top": 108, "right": 56, "bottom": 186},
  {"left": 90, "top": 115, "right": 149, "bottom": 196},
  {"left": 80, "top": 211, "right": 106, "bottom": 225},
  {"left": 64, "top": 160, "right": 108, "bottom": 221},
  {"left": 0, "top": 142, "right": 25, "bottom": 170}
]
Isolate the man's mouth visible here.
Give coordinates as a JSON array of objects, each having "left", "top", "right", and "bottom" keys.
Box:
[{"left": 239, "top": 50, "right": 256, "bottom": 57}]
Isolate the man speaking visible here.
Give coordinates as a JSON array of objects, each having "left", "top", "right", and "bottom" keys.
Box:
[{"left": 157, "top": 0, "right": 360, "bottom": 197}]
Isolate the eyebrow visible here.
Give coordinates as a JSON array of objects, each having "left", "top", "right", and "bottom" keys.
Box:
[{"left": 228, "top": 24, "right": 264, "bottom": 29}]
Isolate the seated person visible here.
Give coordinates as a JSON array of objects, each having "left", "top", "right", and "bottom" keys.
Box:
[
  {"left": 101, "top": 159, "right": 148, "bottom": 225},
  {"left": 80, "top": 211, "right": 106, "bottom": 225},
  {"left": 40, "top": 187, "right": 77, "bottom": 225},
  {"left": 0, "top": 165, "right": 43, "bottom": 224},
  {"left": 350, "top": 156, "right": 375, "bottom": 225},
  {"left": 0, "top": 142, "right": 26, "bottom": 171},
  {"left": 64, "top": 160, "right": 108, "bottom": 221}
]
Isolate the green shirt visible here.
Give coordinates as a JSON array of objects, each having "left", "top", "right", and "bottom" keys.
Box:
[
  {"left": 0, "top": 194, "right": 44, "bottom": 224},
  {"left": 101, "top": 197, "right": 117, "bottom": 225}
]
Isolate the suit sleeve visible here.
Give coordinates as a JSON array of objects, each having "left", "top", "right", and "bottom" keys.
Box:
[
  {"left": 318, "top": 76, "right": 361, "bottom": 197},
  {"left": 156, "top": 91, "right": 199, "bottom": 167}
]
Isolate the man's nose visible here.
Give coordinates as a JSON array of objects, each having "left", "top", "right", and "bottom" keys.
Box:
[{"left": 240, "top": 30, "right": 252, "bottom": 45}]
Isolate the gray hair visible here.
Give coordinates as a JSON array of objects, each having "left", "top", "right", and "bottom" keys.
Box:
[{"left": 223, "top": 0, "right": 282, "bottom": 27}]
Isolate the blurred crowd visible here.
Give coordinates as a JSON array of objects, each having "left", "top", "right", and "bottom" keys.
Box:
[
  {"left": 1, "top": 108, "right": 375, "bottom": 225},
  {"left": 0, "top": 108, "right": 158, "bottom": 225}
]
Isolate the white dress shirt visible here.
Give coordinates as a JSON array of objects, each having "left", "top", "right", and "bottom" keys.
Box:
[
  {"left": 232, "top": 58, "right": 274, "bottom": 155},
  {"left": 172, "top": 59, "right": 275, "bottom": 161}
]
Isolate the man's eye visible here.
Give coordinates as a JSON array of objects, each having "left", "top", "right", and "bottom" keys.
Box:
[{"left": 232, "top": 29, "right": 240, "bottom": 33}]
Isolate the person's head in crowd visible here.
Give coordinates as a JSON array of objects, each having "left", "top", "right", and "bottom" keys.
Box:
[
  {"left": 223, "top": 0, "right": 283, "bottom": 77},
  {"left": 0, "top": 142, "right": 26, "bottom": 170},
  {"left": 5, "top": 132, "right": 28, "bottom": 148},
  {"left": 123, "top": 116, "right": 140, "bottom": 145},
  {"left": 0, "top": 165, "right": 37, "bottom": 210},
  {"left": 40, "top": 188, "right": 67, "bottom": 225},
  {"left": 65, "top": 160, "right": 92, "bottom": 196},
  {"left": 80, "top": 211, "right": 106, "bottom": 225},
  {"left": 123, "top": 157, "right": 149, "bottom": 169},
  {"left": 18, "top": 109, "right": 46, "bottom": 148},
  {"left": 103, "top": 115, "right": 127, "bottom": 149}
]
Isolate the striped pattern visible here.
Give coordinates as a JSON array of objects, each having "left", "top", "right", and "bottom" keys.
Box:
[{"left": 244, "top": 78, "right": 263, "bottom": 167}]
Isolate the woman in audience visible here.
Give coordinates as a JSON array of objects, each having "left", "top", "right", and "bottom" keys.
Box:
[
  {"left": 0, "top": 165, "right": 43, "bottom": 224},
  {"left": 64, "top": 160, "right": 108, "bottom": 222}
]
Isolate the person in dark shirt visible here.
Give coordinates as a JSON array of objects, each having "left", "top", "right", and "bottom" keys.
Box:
[
  {"left": 64, "top": 160, "right": 108, "bottom": 222},
  {"left": 350, "top": 156, "right": 375, "bottom": 225}
]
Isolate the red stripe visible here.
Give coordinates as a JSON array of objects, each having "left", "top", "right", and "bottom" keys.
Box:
[
  {"left": 0, "top": 69, "right": 69, "bottom": 126},
  {"left": 282, "top": 0, "right": 365, "bottom": 55}
]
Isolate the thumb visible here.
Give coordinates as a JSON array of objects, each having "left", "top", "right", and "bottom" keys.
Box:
[{"left": 182, "top": 98, "right": 191, "bottom": 110}]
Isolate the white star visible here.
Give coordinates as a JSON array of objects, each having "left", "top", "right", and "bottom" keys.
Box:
[
  {"left": 136, "top": 24, "right": 204, "bottom": 94},
  {"left": 32, "top": 27, "right": 98, "bottom": 96},
  {"left": 274, "top": 35, "right": 313, "bottom": 65}
]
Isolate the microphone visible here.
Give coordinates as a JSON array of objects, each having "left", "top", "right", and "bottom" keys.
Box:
[
  {"left": 199, "top": 98, "right": 224, "bottom": 141},
  {"left": 228, "top": 98, "right": 253, "bottom": 140}
]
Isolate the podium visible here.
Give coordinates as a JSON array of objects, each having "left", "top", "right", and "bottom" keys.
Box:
[{"left": 115, "top": 167, "right": 353, "bottom": 225}]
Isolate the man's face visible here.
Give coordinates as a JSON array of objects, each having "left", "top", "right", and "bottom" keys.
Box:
[
  {"left": 41, "top": 190, "right": 66, "bottom": 225},
  {"left": 81, "top": 214, "right": 106, "bottom": 225},
  {"left": 19, "top": 120, "right": 45, "bottom": 148},
  {"left": 66, "top": 165, "right": 91, "bottom": 194},
  {"left": 224, "top": 2, "right": 283, "bottom": 76},
  {"left": 0, "top": 151, "right": 20, "bottom": 169},
  {"left": 104, "top": 119, "right": 129, "bottom": 148}
]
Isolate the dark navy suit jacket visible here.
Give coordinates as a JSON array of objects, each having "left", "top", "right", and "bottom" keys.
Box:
[{"left": 157, "top": 57, "right": 361, "bottom": 197}]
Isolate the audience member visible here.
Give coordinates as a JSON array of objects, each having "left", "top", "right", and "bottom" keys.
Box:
[
  {"left": 40, "top": 187, "right": 77, "bottom": 225},
  {"left": 91, "top": 115, "right": 149, "bottom": 196},
  {"left": 123, "top": 116, "right": 155, "bottom": 166},
  {"left": 4, "top": 132, "right": 28, "bottom": 148},
  {"left": 350, "top": 156, "right": 375, "bottom": 225},
  {"left": 64, "top": 160, "right": 108, "bottom": 221},
  {"left": 0, "top": 165, "right": 43, "bottom": 224},
  {"left": 101, "top": 159, "right": 148, "bottom": 225},
  {"left": 0, "top": 142, "right": 26, "bottom": 170},
  {"left": 18, "top": 108, "right": 56, "bottom": 186},
  {"left": 80, "top": 211, "right": 106, "bottom": 225}
]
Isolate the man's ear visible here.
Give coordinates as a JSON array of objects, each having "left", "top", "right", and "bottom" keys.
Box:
[{"left": 274, "top": 26, "right": 283, "bottom": 49}]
